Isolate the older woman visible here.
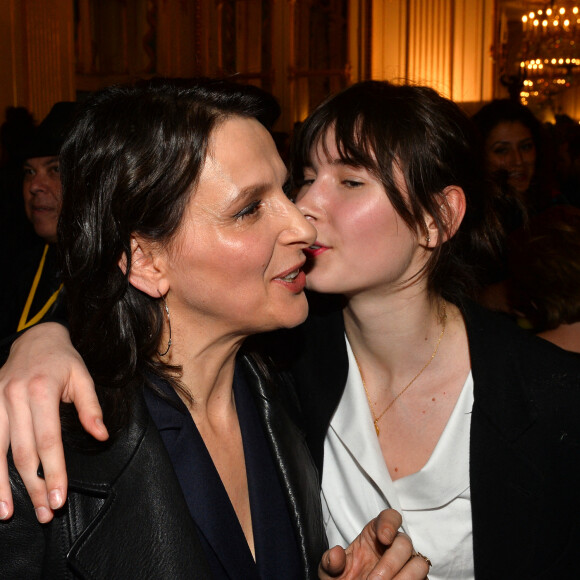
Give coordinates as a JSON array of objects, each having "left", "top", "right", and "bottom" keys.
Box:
[{"left": 0, "top": 79, "right": 425, "bottom": 579}]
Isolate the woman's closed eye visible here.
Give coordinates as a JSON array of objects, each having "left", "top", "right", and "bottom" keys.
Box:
[
  {"left": 342, "top": 179, "right": 364, "bottom": 188},
  {"left": 297, "top": 177, "right": 315, "bottom": 187}
]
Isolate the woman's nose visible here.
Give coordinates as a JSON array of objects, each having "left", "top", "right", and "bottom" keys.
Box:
[
  {"left": 295, "top": 186, "right": 322, "bottom": 223},
  {"left": 511, "top": 149, "right": 524, "bottom": 166},
  {"left": 283, "top": 196, "right": 317, "bottom": 246}
]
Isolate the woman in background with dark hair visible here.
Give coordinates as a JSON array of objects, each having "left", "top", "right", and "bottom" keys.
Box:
[
  {"left": 0, "top": 78, "right": 423, "bottom": 579},
  {"left": 507, "top": 204, "right": 580, "bottom": 353},
  {"left": 2, "top": 81, "right": 580, "bottom": 578},
  {"left": 471, "top": 99, "right": 558, "bottom": 311},
  {"left": 472, "top": 99, "right": 554, "bottom": 226}
]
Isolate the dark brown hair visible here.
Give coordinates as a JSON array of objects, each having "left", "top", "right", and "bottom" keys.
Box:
[
  {"left": 291, "top": 80, "right": 502, "bottom": 304},
  {"left": 59, "top": 77, "right": 280, "bottom": 432},
  {"left": 508, "top": 205, "right": 580, "bottom": 331}
]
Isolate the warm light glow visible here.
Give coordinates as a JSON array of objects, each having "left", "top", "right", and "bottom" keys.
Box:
[{"left": 519, "top": 3, "right": 580, "bottom": 106}]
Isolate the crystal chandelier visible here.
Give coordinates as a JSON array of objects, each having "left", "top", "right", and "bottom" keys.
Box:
[{"left": 519, "top": 3, "right": 580, "bottom": 104}]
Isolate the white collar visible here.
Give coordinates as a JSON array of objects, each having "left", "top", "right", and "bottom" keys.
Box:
[{"left": 331, "top": 336, "right": 473, "bottom": 514}]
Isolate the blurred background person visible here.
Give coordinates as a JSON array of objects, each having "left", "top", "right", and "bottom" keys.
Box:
[
  {"left": 0, "top": 106, "right": 37, "bottom": 264},
  {"left": 507, "top": 205, "right": 580, "bottom": 354},
  {"left": 0, "top": 102, "right": 76, "bottom": 340},
  {"left": 472, "top": 99, "right": 555, "bottom": 230},
  {"left": 471, "top": 99, "right": 558, "bottom": 313}
]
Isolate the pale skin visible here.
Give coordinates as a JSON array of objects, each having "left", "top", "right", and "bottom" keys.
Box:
[
  {"left": 296, "top": 132, "right": 471, "bottom": 481},
  {"left": 0, "top": 118, "right": 429, "bottom": 579}
]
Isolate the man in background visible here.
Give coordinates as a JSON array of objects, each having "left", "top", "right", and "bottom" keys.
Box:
[{"left": 0, "top": 102, "right": 76, "bottom": 340}]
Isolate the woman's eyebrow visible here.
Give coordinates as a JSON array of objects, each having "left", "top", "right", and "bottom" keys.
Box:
[
  {"left": 331, "top": 158, "right": 362, "bottom": 169},
  {"left": 238, "top": 182, "right": 271, "bottom": 199}
]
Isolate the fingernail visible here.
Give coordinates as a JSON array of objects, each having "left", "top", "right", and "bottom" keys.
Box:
[
  {"left": 49, "top": 489, "right": 63, "bottom": 509},
  {"left": 35, "top": 506, "right": 51, "bottom": 523},
  {"left": 0, "top": 501, "right": 9, "bottom": 520},
  {"left": 96, "top": 418, "right": 108, "bottom": 435},
  {"left": 383, "top": 528, "right": 395, "bottom": 544}
]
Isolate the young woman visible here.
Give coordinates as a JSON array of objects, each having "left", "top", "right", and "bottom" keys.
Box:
[
  {"left": 285, "top": 82, "right": 580, "bottom": 579},
  {"left": 2, "top": 81, "right": 579, "bottom": 578},
  {"left": 0, "top": 78, "right": 424, "bottom": 579}
]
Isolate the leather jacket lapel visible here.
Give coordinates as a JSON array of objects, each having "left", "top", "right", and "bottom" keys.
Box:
[
  {"left": 240, "top": 353, "right": 327, "bottom": 579},
  {"left": 64, "top": 395, "right": 211, "bottom": 579}
]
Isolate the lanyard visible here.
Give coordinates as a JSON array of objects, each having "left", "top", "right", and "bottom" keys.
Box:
[{"left": 17, "top": 244, "right": 63, "bottom": 332}]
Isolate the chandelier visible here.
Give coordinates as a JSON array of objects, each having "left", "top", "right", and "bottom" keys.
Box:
[{"left": 519, "top": 3, "right": 580, "bottom": 105}]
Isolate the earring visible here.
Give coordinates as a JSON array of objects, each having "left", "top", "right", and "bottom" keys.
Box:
[
  {"left": 425, "top": 233, "right": 431, "bottom": 245},
  {"left": 157, "top": 291, "right": 172, "bottom": 357}
]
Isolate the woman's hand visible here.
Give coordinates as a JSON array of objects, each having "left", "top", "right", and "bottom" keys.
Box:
[
  {"left": 319, "top": 509, "right": 430, "bottom": 579},
  {"left": 0, "top": 323, "right": 106, "bottom": 522}
]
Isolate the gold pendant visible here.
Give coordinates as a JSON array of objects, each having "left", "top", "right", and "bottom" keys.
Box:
[{"left": 374, "top": 421, "right": 380, "bottom": 436}]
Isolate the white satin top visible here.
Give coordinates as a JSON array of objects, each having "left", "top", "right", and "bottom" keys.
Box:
[{"left": 321, "top": 337, "right": 475, "bottom": 580}]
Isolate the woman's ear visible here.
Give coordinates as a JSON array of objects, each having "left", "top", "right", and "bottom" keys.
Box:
[
  {"left": 424, "top": 185, "right": 466, "bottom": 246},
  {"left": 441, "top": 185, "right": 466, "bottom": 239},
  {"left": 118, "top": 236, "right": 170, "bottom": 297}
]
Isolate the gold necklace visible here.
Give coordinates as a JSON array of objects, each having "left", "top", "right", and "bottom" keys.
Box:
[{"left": 353, "top": 302, "right": 447, "bottom": 436}]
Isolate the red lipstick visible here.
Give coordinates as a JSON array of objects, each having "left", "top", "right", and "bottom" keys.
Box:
[{"left": 304, "top": 243, "right": 329, "bottom": 257}]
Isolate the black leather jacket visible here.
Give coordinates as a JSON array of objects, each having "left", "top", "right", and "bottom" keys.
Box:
[{"left": 1, "top": 354, "right": 327, "bottom": 579}]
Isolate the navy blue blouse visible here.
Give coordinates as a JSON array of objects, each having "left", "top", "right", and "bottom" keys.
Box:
[{"left": 143, "top": 364, "right": 303, "bottom": 579}]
